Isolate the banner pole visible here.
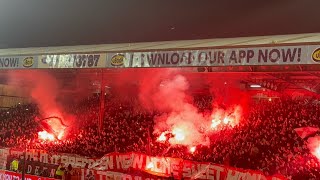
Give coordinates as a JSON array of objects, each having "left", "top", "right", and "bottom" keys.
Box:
[
  {"left": 147, "top": 127, "right": 151, "bottom": 154},
  {"left": 21, "top": 142, "right": 27, "bottom": 180},
  {"left": 99, "top": 69, "right": 105, "bottom": 133}
]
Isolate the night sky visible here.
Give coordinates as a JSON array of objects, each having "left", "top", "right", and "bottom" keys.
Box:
[{"left": 0, "top": 0, "right": 319, "bottom": 48}]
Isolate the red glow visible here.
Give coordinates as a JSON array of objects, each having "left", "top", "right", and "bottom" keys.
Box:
[
  {"left": 211, "top": 120, "right": 221, "bottom": 129},
  {"left": 173, "top": 128, "right": 186, "bottom": 141},
  {"left": 157, "top": 132, "right": 167, "bottom": 142},
  {"left": 190, "top": 146, "right": 196, "bottom": 153},
  {"left": 150, "top": 74, "right": 243, "bottom": 148},
  {"left": 146, "top": 162, "right": 154, "bottom": 169},
  {"left": 38, "top": 131, "right": 54, "bottom": 141},
  {"left": 223, "top": 117, "right": 229, "bottom": 124},
  {"left": 315, "top": 146, "right": 320, "bottom": 158},
  {"left": 307, "top": 136, "right": 320, "bottom": 161},
  {"left": 156, "top": 105, "right": 242, "bottom": 148},
  {"left": 57, "top": 131, "right": 64, "bottom": 140},
  {"left": 211, "top": 105, "right": 242, "bottom": 129},
  {"left": 44, "top": 114, "right": 67, "bottom": 140}
]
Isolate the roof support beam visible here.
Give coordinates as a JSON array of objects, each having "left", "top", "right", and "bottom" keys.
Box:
[{"left": 265, "top": 73, "right": 319, "bottom": 94}]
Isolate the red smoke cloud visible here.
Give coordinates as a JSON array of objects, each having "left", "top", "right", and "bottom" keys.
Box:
[
  {"left": 8, "top": 68, "right": 246, "bottom": 147},
  {"left": 135, "top": 69, "right": 244, "bottom": 148},
  {"left": 205, "top": 73, "right": 249, "bottom": 116},
  {"left": 8, "top": 70, "right": 74, "bottom": 140},
  {"left": 152, "top": 75, "right": 210, "bottom": 146},
  {"left": 210, "top": 105, "right": 242, "bottom": 130}
]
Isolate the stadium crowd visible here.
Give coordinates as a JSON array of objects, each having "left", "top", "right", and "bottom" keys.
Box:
[{"left": 0, "top": 93, "right": 320, "bottom": 179}]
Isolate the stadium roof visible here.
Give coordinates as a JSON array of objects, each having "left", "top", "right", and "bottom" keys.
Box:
[
  {"left": 0, "top": 33, "right": 319, "bottom": 96},
  {"left": 0, "top": 33, "right": 319, "bottom": 56}
]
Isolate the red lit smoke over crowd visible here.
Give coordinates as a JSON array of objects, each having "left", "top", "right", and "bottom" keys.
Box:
[{"left": 1, "top": 69, "right": 320, "bottom": 179}]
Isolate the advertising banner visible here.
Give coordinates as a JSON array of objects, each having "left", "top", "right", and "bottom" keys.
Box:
[
  {"left": 81, "top": 168, "right": 164, "bottom": 180},
  {"left": 0, "top": 44, "right": 319, "bottom": 69},
  {"left": 0, "top": 148, "right": 286, "bottom": 180},
  {"left": 6, "top": 157, "right": 58, "bottom": 178},
  {"left": 0, "top": 148, "right": 10, "bottom": 170},
  {"left": 38, "top": 54, "right": 106, "bottom": 68},
  {"left": 0, "top": 170, "right": 56, "bottom": 180},
  {"left": 106, "top": 45, "right": 320, "bottom": 68},
  {"left": 0, "top": 56, "right": 38, "bottom": 69},
  {"left": 88, "top": 152, "right": 285, "bottom": 180}
]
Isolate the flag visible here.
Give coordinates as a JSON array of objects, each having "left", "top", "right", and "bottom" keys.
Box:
[{"left": 295, "top": 127, "right": 319, "bottom": 139}]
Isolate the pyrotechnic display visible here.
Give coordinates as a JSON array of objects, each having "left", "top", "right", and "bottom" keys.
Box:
[
  {"left": 146, "top": 74, "right": 243, "bottom": 148},
  {"left": 38, "top": 131, "right": 54, "bottom": 141},
  {"left": 0, "top": 0, "right": 319, "bottom": 179},
  {"left": 1, "top": 67, "right": 320, "bottom": 180},
  {"left": 308, "top": 136, "right": 320, "bottom": 160},
  {"left": 37, "top": 116, "right": 68, "bottom": 141},
  {"left": 7, "top": 71, "right": 76, "bottom": 143}
]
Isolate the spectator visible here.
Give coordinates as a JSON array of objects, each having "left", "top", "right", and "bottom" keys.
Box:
[
  {"left": 86, "top": 171, "right": 95, "bottom": 180},
  {"left": 0, "top": 95, "right": 319, "bottom": 179}
]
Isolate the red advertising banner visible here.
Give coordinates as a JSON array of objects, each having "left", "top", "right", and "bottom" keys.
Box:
[
  {"left": 87, "top": 152, "right": 286, "bottom": 180},
  {"left": 0, "top": 170, "right": 56, "bottom": 180},
  {"left": 0, "top": 148, "right": 287, "bottom": 180}
]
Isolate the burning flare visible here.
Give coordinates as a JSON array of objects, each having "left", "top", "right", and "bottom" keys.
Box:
[
  {"left": 211, "top": 120, "right": 221, "bottom": 129},
  {"left": 308, "top": 136, "right": 320, "bottom": 161},
  {"left": 190, "top": 146, "right": 196, "bottom": 153},
  {"left": 38, "top": 131, "right": 55, "bottom": 141},
  {"left": 172, "top": 128, "right": 186, "bottom": 141},
  {"left": 223, "top": 117, "right": 229, "bottom": 124},
  {"left": 39, "top": 115, "right": 67, "bottom": 140},
  {"left": 157, "top": 132, "right": 167, "bottom": 142},
  {"left": 152, "top": 74, "right": 243, "bottom": 149}
]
